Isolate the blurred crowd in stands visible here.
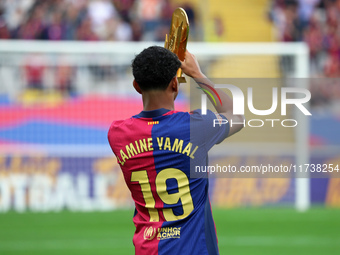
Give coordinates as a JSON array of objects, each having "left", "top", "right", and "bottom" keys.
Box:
[
  {"left": 269, "top": 0, "right": 340, "bottom": 77},
  {"left": 269, "top": 0, "right": 340, "bottom": 109},
  {"left": 0, "top": 0, "right": 339, "bottom": 105},
  {"left": 0, "top": 0, "right": 196, "bottom": 95},
  {"left": 0, "top": 0, "right": 196, "bottom": 41}
]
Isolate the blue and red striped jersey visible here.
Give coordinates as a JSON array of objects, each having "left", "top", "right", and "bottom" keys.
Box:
[{"left": 108, "top": 108, "right": 229, "bottom": 255}]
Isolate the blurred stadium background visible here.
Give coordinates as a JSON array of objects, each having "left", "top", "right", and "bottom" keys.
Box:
[{"left": 0, "top": 0, "right": 339, "bottom": 254}]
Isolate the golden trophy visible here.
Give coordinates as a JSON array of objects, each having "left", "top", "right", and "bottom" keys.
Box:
[{"left": 164, "top": 7, "right": 189, "bottom": 83}]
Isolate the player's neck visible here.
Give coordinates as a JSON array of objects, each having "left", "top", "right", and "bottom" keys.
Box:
[{"left": 142, "top": 90, "right": 174, "bottom": 111}]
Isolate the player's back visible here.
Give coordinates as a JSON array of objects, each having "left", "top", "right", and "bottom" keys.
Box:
[{"left": 108, "top": 108, "right": 225, "bottom": 255}]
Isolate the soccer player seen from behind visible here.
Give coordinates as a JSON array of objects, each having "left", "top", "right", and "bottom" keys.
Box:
[{"left": 108, "top": 46, "right": 244, "bottom": 254}]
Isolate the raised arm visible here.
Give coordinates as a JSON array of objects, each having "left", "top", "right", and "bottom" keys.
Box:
[{"left": 180, "top": 50, "right": 245, "bottom": 137}]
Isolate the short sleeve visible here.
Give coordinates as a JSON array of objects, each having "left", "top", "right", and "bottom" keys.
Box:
[{"left": 190, "top": 109, "right": 230, "bottom": 151}]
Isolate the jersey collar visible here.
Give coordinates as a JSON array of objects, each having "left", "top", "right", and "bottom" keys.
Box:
[{"left": 135, "top": 108, "right": 171, "bottom": 118}]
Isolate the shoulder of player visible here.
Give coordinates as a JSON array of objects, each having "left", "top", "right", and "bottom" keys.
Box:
[
  {"left": 189, "top": 109, "right": 215, "bottom": 118},
  {"left": 189, "top": 109, "right": 228, "bottom": 124},
  {"left": 108, "top": 117, "right": 134, "bottom": 134}
]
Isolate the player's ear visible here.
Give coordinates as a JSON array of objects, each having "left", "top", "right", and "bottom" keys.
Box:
[
  {"left": 170, "top": 76, "right": 178, "bottom": 93},
  {"left": 133, "top": 80, "right": 142, "bottom": 94}
]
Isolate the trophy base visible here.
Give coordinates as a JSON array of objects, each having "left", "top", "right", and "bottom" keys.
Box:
[{"left": 177, "top": 77, "right": 186, "bottom": 83}]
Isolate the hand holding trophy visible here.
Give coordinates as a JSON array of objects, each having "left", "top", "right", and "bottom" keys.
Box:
[{"left": 164, "top": 7, "right": 189, "bottom": 83}]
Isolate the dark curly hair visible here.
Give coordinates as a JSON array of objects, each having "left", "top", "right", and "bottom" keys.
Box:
[{"left": 132, "top": 46, "right": 181, "bottom": 91}]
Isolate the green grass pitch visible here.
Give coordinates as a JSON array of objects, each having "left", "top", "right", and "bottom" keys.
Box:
[{"left": 0, "top": 208, "right": 339, "bottom": 255}]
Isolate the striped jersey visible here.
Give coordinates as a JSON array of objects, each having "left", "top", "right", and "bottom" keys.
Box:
[{"left": 108, "top": 108, "right": 229, "bottom": 255}]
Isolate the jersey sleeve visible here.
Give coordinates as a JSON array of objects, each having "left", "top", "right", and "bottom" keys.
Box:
[{"left": 190, "top": 109, "right": 230, "bottom": 151}]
